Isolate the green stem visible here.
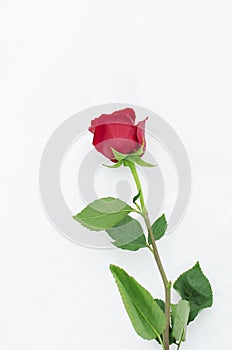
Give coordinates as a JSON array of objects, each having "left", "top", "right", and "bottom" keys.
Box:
[{"left": 127, "top": 161, "right": 171, "bottom": 350}]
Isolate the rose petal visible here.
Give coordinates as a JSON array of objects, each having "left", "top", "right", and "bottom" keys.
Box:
[
  {"left": 92, "top": 123, "right": 139, "bottom": 160},
  {"left": 136, "top": 117, "right": 148, "bottom": 154},
  {"left": 89, "top": 108, "right": 136, "bottom": 134}
]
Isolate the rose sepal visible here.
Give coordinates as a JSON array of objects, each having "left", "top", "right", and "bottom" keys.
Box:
[{"left": 103, "top": 147, "right": 156, "bottom": 168}]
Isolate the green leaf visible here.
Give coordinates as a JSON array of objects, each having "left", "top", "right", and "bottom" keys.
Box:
[
  {"left": 73, "top": 197, "right": 134, "bottom": 231},
  {"left": 153, "top": 299, "right": 165, "bottom": 345},
  {"left": 127, "top": 155, "right": 156, "bottom": 167},
  {"left": 110, "top": 265, "right": 166, "bottom": 340},
  {"left": 154, "top": 298, "right": 165, "bottom": 313},
  {"left": 154, "top": 299, "right": 177, "bottom": 345},
  {"left": 173, "top": 262, "right": 213, "bottom": 322},
  {"left": 172, "top": 300, "right": 190, "bottom": 342},
  {"left": 132, "top": 191, "right": 141, "bottom": 211},
  {"left": 171, "top": 303, "right": 177, "bottom": 324},
  {"left": 148, "top": 214, "right": 167, "bottom": 244},
  {"left": 106, "top": 216, "right": 147, "bottom": 251},
  {"left": 132, "top": 191, "right": 141, "bottom": 205}
]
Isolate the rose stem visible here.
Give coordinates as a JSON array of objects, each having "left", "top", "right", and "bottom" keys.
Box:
[{"left": 127, "top": 161, "right": 171, "bottom": 350}]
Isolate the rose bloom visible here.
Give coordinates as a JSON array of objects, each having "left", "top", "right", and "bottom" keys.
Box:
[{"left": 89, "top": 108, "right": 148, "bottom": 161}]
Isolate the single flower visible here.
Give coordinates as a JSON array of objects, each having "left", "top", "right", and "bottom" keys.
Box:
[{"left": 89, "top": 108, "right": 148, "bottom": 162}]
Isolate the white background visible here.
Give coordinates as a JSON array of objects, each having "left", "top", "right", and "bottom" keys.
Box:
[{"left": 1, "top": 1, "right": 232, "bottom": 349}]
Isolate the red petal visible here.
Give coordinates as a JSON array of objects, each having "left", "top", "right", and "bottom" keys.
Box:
[
  {"left": 89, "top": 108, "right": 136, "bottom": 134},
  {"left": 93, "top": 123, "right": 139, "bottom": 161},
  {"left": 136, "top": 117, "right": 148, "bottom": 155}
]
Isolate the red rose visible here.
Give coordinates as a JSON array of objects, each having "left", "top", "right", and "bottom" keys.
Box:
[{"left": 89, "top": 108, "right": 148, "bottom": 161}]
